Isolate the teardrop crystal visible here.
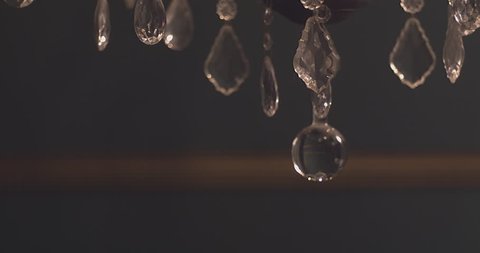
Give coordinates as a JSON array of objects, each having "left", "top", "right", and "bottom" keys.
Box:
[
  {"left": 164, "top": 0, "right": 194, "bottom": 51},
  {"left": 134, "top": 0, "right": 166, "bottom": 45},
  {"left": 293, "top": 15, "right": 340, "bottom": 93},
  {"left": 449, "top": 0, "right": 480, "bottom": 35},
  {"left": 389, "top": 17, "right": 436, "bottom": 89},
  {"left": 260, "top": 56, "right": 279, "bottom": 117},
  {"left": 204, "top": 24, "right": 250, "bottom": 96},
  {"left": 443, "top": 7, "right": 465, "bottom": 84},
  {"left": 3, "top": 0, "right": 33, "bottom": 8},
  {"left": 400, "top": 0, "right": 424, "bottom": 14},
  {"left": 292, "top": 122, "right": 347, "bottom": 182},
  {"left": 94, "top": 0, "right": 111, "bottom": 52},
  {"left": 311, "top": 85, "right": 332, "bottom": 122},
  {"left": 124, "top": 0, "right": 136, "bottom": 10}
]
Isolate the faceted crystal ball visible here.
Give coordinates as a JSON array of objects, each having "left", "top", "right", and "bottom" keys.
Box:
[
  {"left": 449, "top": 0, "right": 480, "bottom": 35},
  {"left": 300, "top": 0, "right": 324, "bottom": 10},
  {"left": 216, "top": 0, "right": 237, "bottom": 21},
  {"left": 400, "top": 0, "right": 424, "bottom": 14},
  {"left": 292, "top": 122, "right": 347, "bottom": 182}
]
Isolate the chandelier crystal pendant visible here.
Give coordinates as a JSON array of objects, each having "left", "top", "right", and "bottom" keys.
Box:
[
  {"left": 291, "top": 0, "right": 347, "bottom": 182},
  {"left": 293, "top": 0, "right": 340, "bottom": 94},
  {"left": 3, "top": 0, "right": 33, "bottom": 8},
  {"left": 260, "top": 0, "right": 280, "bottom": 117},
  {"left": 443, "top": 5, "right": 465, "bottom": 84},
  {"left": 204, "top": 0, "right": 250, "bottom": 96},
  {"left": 449, "top": 0, "right": 480, "bottom": 35},
  {"left": 164, "top": 0, "right": 194, "bottom": 51},
  {"left": 134, "top": 0, "right": 166, "bottom": 45},
  {"left": 94, "top": 0, "right": 111, "bottom": 52},
  {"left": 389, "top": 0, "right": 436, "bottom": 89}
]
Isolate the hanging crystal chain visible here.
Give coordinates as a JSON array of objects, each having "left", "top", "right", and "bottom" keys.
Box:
[
  {"left": 291, "top": 0, "right": 347, "bottom": 182},
  {"left": 260, "top": 0, "right": 280, "bottom": 117},
  {"left": 204, "top": 0, "right": 249, "bottom": 96}
]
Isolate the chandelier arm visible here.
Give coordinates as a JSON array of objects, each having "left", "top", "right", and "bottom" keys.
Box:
[{"left": 265, "top": 0, "right": 370, "bottom": 24}]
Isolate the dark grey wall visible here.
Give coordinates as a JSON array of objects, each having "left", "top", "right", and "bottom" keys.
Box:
[
  {"left": 0, "top": 0, "right": 478, "bottom": 156},
  {"left": 3, "top": 190, "right": 480, "bottom": 253}
]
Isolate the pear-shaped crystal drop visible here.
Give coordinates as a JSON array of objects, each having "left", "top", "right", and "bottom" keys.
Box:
[
  {"left": 389, "top": 17, "right": 436, "bottom": 89},
  {"left": 260, "top": 56, "right": 279, "bottom": 117},
  {"left": 443, "top": 7, "right": 465, "bottom": 84},
  {"left": 400, "top": 0, "right": 424, "bottom": 14},
  {"left": 3, "top": 0, "right": 33, "bottom": 8},
  {"left": 124, "top": 0, "right": 136, "bottom": 10},
  {"left": 293, "top": 15, "right": 340, "bottom": 93},
  {"left": 204, "top": 24, "right": 250, "bottom": 96},
  {"left": 449, "top": 0, "right": 480, "bottom": 35},
  {"left": 164, "top": 0, "right": 194, "bottom": 51},
  {"left": 292, "top": 122, "right": 347, "bottom": 182},
  {"left": 134, "top": 0, "right": 166, "bottom": 45},
  {"left": 94, "top": 0, "right": 111, "bottom": 52}
]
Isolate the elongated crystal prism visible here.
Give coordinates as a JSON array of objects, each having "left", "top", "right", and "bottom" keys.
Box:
[
  {"left": 94, "top": 0, "right": 111, "bottom": 52},
  {"left": 4, "top": 0, "right": 33, "bottom": 8},
  {"left": 389, "top": 17, "right": 436, "bottom": 89},
  {"left": 134, "top": 0, "right": 166, "bottom": 45},
  {"left": 293, "top": 15, "right": 340, "bottom": 93},
  {"left": 443, "top": 7, "right": 465, "bottom": 84},
  {"left": 292, "top": 122, "right": 347, "bottom": 182},
  {"left": 204, "top": 24, "right": 249, "bottom": 96},
  {"left": 449, "top": 0, "right": 480, "bottom": 35},
  {"left": 260, "top": 56, "right": 279, "bottom": 117},
  {"left": 400, "top": 0, "right": 424, "bottom": 14},
  {"left": 164, "top": 0, "right": 194, "bottom": 51}
]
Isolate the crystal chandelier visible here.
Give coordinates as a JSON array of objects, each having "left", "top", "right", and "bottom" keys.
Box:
[{"left": 3, "top": 0, "right": 476, "bottom": 183}]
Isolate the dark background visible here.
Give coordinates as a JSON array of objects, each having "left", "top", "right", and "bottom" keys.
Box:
[{"left": 2, "top": 0, "right": 480, "bottom": 252}]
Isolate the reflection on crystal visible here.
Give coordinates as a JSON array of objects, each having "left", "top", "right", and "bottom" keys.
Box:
[
  {"left": 311, "top": 85, "right": 331, "bottom": 122},
  {"left": 389, "top": 17, "right": 436, "bottom": 89},
  {"left": 293, "top": 15, "right": 340, "bottom": 93},
  {"left": 204, "top": 24, "right": 249, "bottom": 96},
  {"left": 94, "top": 0, "right": 111, "bottom": 52},
  {"left": 164, "top": 0, "right": 194, "bottom": 51},
  {"left": 444, "top": 7, "right": 465, "bottom": 84},
  {"left": 216, "top": 0, "right": 237, "bottom": 21},
  {"left": 134, "top": 0, "right": 166, "bottom": 45},
  {"left": 3, "top": 0, "right": 33, "bottom": 8},
  {"left": 292, "top": 122, "right": 347, "bottom": 182},
  {"left": 263, "top": 33, "right": 272, "bottom": 51},
  {"left": 264, "top": 6, "right": 273, "bottom": 26},
  {"left": 260, "top": 56, "right": 279, "bottom": 117},
  {"left": 400, "top": 0, "right": 424, "bottom": 14},
  {"left": 449, "top": 0, "right": 480, "bottom": 35},
  {"left": 124, "top": 0, "right": 136, "bottom": 10}
]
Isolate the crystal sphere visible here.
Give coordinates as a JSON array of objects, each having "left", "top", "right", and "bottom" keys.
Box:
[
  {"left": 300, "top": 0, "right": 324, "bottom": 10},
  {"left": 216, "top": 0, "right": 237, "bottom": 21},
  {"left": 400, "top": 0, "right": 424, "bottom": 14},
  {"left": 4, "top": 0, "right": 34, "bottom": 8},
  {"left": 291, "top": 122, "right": 347, "bottom": 182}
]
